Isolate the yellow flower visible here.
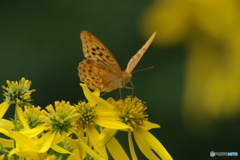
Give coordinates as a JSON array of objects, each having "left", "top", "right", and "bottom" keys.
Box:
[
  {"left": 76, "top": 84, "right": 132, "bottom": 160},
  {"left": 79, "top": 84, "right": 132, "bottom": 131},
  {"left": 22, "top": 105, "right": 44, "bottom": 129},
  {"left": 2, "top": 77, "right": 35, "bottom": 106},
  {"left": 41, "top": 101, "right": 79, "bottom": 134},
  {"left": 0, "top": 78, "right": 35, "bottom": 120},
  {"left": 40, "top": 101, "right": 81, "bottom": 158},
  {"left": 0, "top": 105, "right": 47, "bottom": 159},
  {"left": 100, "top": 97, "right": 173, "bottom": 160},
  {"left": 0, "top": 103, "right": 74, "bottom": 159}
]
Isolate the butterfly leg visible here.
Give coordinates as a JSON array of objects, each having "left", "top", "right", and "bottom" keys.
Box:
[
  {"left": 123, "top": 86, "right": 134, "bottom": 97},
  {"left": 100, "top": 91, "right": 107, "bottom": 96},
  {"left": 116, "top": 88, "right": 122, "bottom": 99},
  {"left": 127, "top": 81, "right": 135, "bottom": 96}
]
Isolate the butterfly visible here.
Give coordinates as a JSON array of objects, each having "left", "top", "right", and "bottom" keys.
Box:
[{"left": 78, "top": 31, "right": 156, "bottom": 93}]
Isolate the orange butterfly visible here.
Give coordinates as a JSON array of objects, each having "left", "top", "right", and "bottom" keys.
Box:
[{"left": 78, "top": 31, "right": 156, "bottom": 92}]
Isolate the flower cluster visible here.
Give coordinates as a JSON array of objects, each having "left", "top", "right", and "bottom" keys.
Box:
[{"left": 0, "top": 78, "right": 172, "bottom": 160}]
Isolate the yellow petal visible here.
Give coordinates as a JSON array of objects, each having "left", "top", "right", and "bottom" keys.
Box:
[
  {"left": 0, "top": 138, "right": 14, "bottom": 148},
  {"left": 142, "top": 121, "right": 160, "bottom": 130},
  {"left": 87, "top": 126, "right": 108, "bottom": 159},
  {"left": 19, "top": 125, "right": 45, "bottom": 138},
  {"left": 78, "top": 137, "right": 106, "bottom": 160},
  {"left": 140, "top": 0, "right": 189, "bottom": 46},
  {"left": 128, "top": 132, "right": 137, "bottom": 160},
  {"left": 0, "top": 128, "right": 11, "bottom": 137},
  {"left": 107, "top": 137, "right": 129, "bottom": 160},
  {"left": 52, "top": 132, "right": 65, "bottom": 145},
  {"left": 134, "top": 127, "right": 172, "bottom": 160},
  {"left": 0, "top": 102, "right": 10, "bottom": 119},
  {"left": 98, "top": 128, "right": 118, "bottom": 146},
  {"left": 95, "top": 112, "right": 132, "bottom": 130},
  {"left": 9, "top": 147, "right": 39, "bottom": 159},
  {"left": 16, "top": 105, "right": 30, "bottom": 130},
  {"left": 11, "top": 131, "right": 38, "bottom": 149},
  {"left": 38, "top": 131, "right": 56, "bottom": 152},
  {"left": 0, "top": 119, "right": 14, "bottom": 130},
  {"left": 51, "top": 144, "right": 73, "bottom": 157},
  {"left": 67, "top": 137, "right": 85, "bottom": 159},
  {"left": 93, "top": 90, "right": 100, "bottom": 96},
  {"left": 134, "top": 131, "right": 160, "bottom": 160},
  {"left": 80, "top": 83, "right": 114, "bottom": 111}
]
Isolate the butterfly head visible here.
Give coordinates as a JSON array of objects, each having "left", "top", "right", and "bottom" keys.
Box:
[{"left": 121, "top": 71, "right": 132, "bottom": 88}]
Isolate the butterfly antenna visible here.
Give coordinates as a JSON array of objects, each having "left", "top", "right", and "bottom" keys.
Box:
[{"left": 132, "top": 65, "right": 157, "bottom": 74}]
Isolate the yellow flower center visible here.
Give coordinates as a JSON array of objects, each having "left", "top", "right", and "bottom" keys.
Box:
[
  {"left": 2, "top": 77, "right": 35, "bottom": 106},
  {"left": 21, "top": 105, "right": 44, "bottom": 129},
  {"left": 110, "top": 96, "right": 148, "bottom": 129},
  {"left": 41, "top": 101, "right": 79, "bottom": 134},
  {"left": 75, "top": 101, "right": 97, "bottom": 130}
]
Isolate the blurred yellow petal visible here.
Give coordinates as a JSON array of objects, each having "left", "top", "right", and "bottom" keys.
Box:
[
  {"left": 67, "top": 149, "right": 84, "bottom": 160},
  {"left": 183, "top": 38, "right": 240, "bottom": 135},
  {"left": 11, "top": 131, "right": 38, "bottom": 150},
  {"left": 95, "top": 112, "right": 132, "bottom": 130},
  {"left": 0, "top": 138, "right": 14, "bottom": 148},
  {"left": 51, "top": 145, "right": 72, "bottom": 155},
  {"left": 134, "top": 127, "right": 172, "bottom": 160},
  {"left": 107, "top": 137, "right": 129, "bottom": 160},
  {"left": 19, "top": 125, "right": 45, "bottom": 138},
  {"left": 194, "top": 0, "right": 240, "bottom": 40},
  {"left": 98, "top": 128, "right": 117, "bottom": 146},
  {"left": 9, "top": 148, "right": 39, "bottom": 159},
  {"left": 87, "top": 126, "right": 107, "bottom": 159},
  {"left": 0, "top": 128, "right": 11, "bottom": 138},
  {"left": 0, "top": 102, "right": 10, "bottom": 119},
  {"left": 140, "top": 0, "right": 190, "bottom": 46},
  {"left": 128, "top": 132, "right": 137, "bottom": 160},
  {"left": 142, "top": 120, "right": 160, "bottom": 130},
  {"left": 0, "top": 119, "right": 14, "bottom": 130},
  {"left": 16, "top": 105, "right": 30, "bottom": 130},
  {"left": 78, "top": 137, "right": 106, "bottom": 160},
  {"left": 38, "top": 131, "right": 56, "bottom": 152},
  {"left": 80, "top": 83, "right": 113, "bottom": 111},
  {"left": 67, "top": 137, "right": 85, "bottom": 160},
  {"left": 93, "top": 90, "right": 100, "bottom": 96}
]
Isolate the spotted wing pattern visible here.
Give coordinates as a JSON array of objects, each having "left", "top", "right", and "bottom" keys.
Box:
[
  {"left": 80, "top": 31, "right": 121, "bottom": 75},
  {"left": 78, "top": 31, "right": 122, "bottom": 92},
  {"left": 78, "top": 31, "right": 156, "bottom": 92},
  {"left": 78, "top": 59, "right": 119, "bottom": 91}
]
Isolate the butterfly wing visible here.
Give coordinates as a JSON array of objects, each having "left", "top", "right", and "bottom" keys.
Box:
[
  {"left": 78, "top": 59, "right": 120, "bottom": 92},
  {"left": 125, "top": 32, "right": 156, "bottom": 74},
  {"left": 80, "top": 31, "right": 121, "bottom": 76}
]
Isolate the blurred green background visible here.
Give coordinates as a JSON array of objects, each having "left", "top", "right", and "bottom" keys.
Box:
[{"left": 0, "top": 0, "right": 240, "bottom": 159}]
